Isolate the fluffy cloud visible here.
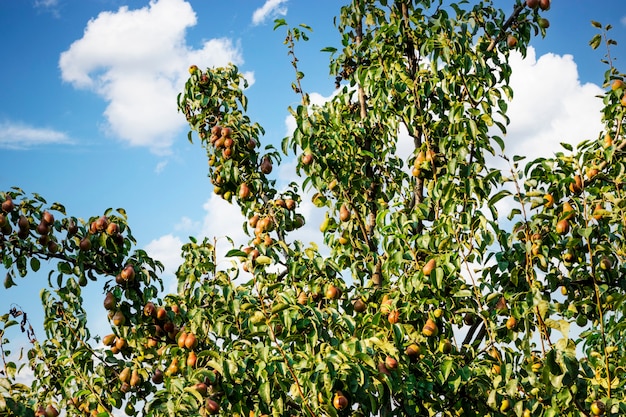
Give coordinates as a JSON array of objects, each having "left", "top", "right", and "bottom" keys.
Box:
[
  {"left": 502, "top": 47, "right": 604, "bottom": 161},
  {"left": 0, "top": 121, "right": 71, "bottom": 149},
  {"left": 59, "top": 0, "right": 244, "bottom": 154},
  {"left": 199, "top": 195, "right": 248, "bottom": 262},
  {"left": 34, "top": 0, "right": 60, "bottom": 16},
  {"left": 252, "top": 0, "right": 288, "bottom": 26},
  {"left": 145, "top": 234, "right": 184, "bottom": 276},
  {"left": 145, "top": 233, "right": 184, "bottom": 292}
]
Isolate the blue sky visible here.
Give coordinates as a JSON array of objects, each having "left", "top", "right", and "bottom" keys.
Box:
[{"left": 1, "top": 0, "right": 626, "bottom": 349}]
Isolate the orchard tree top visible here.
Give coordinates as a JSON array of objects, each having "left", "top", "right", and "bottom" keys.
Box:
[{"left": 2, "top": 1, "right": 626, "bottom": 416}]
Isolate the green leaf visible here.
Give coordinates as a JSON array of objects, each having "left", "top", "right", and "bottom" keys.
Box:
[
  {"left": 225, "top": 249, "right": 247, "bottom": 258},
  {"left": 259, "top": 381, "right": 271, "bottom": 405},
  {"left": 442, "top": 358, "right": 454, "bottom": 381},
  {"left": 30, "top": 257, "right": 40, "bottom": 272},
  {"left": 273, "top": 19, "right": 287, "bottom": 30},
  {"left": 589, "top": 34, "right": 602, "bottom": 50}
]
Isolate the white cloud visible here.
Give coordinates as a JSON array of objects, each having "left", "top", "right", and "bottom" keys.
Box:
[
  {"left": 252, "top": 0, "right": 288, "bottom": 26},
  {"left": 621, "top": 16, "right": 626, "bottom": 26},
  {"left": 482, "top": 47, "right": 606, "bottom": 224},
  {"left": 145, "top": 233, "right": 184, "bottom": 292},
  {"left": 502, "top": 47, "right": 604, "bottom": 161},
  {"left": 59, "top": 0, "right": 245, "bottom": 154},
  {"left": 155, "top": 160, "right": 168, "bottom": 173},
  {"left": 34, "top": 0, "right": 59, "bottom": 16},
  {"left": 200, "top": 195, "right": 248, "bottom": 264},
  {"left": 0, "top": 121, "right": 71, "bottom": 149},
  {"left": 174, "top": 215, "right": 199, "bottom": 232},
  {"left": 145, "top": 234, "right": 184, "bottom": 276}
]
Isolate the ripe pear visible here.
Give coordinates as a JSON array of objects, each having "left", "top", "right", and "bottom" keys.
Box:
[
  {"left": 526, "top": 0, "right": 539, "bottom": 8},
  {"left": 42, "top": 211, "right": 54, "bottom": 226},
  {"left": 506, "top": 316, "right": 518, "bottom": 330},
  {"left": 569, "top": 175, "right": 583, "bottom": 195},
  {"left": 111, "top": 311, "right": 126, "bottom": 327},
  {"left": 165, "top": 358, "right": 180, "bottom": 376},
  {"left": 44, "top": 405, "right": 59, "bottom": 417},
  {"left": 422, "top": 258, "right": 436, "bottom": 276},
  {"left": 507, "top": 35, "right": 518, "bottom": 48},
  {"left": 297, "top": 291, "right": 308, "bottom": 305},
  {"left": 380, "top": 294, "right": 392, "bottom": 315},
  {"left": 556, "top": 219, "right": 570, "bottom": 235},
  {"left": 439, "top": 339, "right": 452, "bottom": 354},
  {"left": 353, "top": 298, "right": 367, "bottom": 313},
  {"left": 79, "top": 237, "right": 92, "bottom": 251},
  {"left": 18, "top": 215, "right": 30, "bottom": 231},
  {"left": 599, "top": 256, "right": 612, "bottom": 271},
  {"left": 102, "top": 334, "right": 116, "bottom": 346},
  {"left": 388, "top": 310, "right": 400, "bottom": 324},
  {"left": 562, "top": 201, "right": 575, "bottom": 220},
  {"left": 143, "top": 302, "right": 156, "bottom": 317},
  {"left": 301, "top": 153, "right": 314, "bottom": 165},
  {"left": 405, "top": 343, "right": 420, "bottom": 359},
  {"left": 177, "top": 331, "right": 188, "bottom": 349},
  {"left": 156, "top": 307, "right": 168, "bottom": 321},
  {"left": 206, "top": 398, "right": 220, "bottom": 414},
  {"left": 339, "top": 204, "right": 350, "bottom": 222},
  {"left": 590, "top": 400, "right": 605, "bottom": 416},
  {"left": 325, "top": 284, "right": 340, "bottom": 300},
  {"left": 151, "top": 369, "right": 164, "bottom": 384},
  {"left": 260, "top": 156, "right": 273, "bottom": 174},
  {"left": 94, "top": 216, "right": 109, "bottom": 232},
  {"left": 332, "top": 391, "right": 348, "bottom": 410},
  {"left": 130, "top": 369, "right": 141, "bottom": 387},
  {"left": 187, "top": 351, "right": 198, "bottom": 367},
  {"left": 119, "top": 367, "right": 131, "bottom": 384},
  {"left": 120, "top": 265, "right": 135, "bottom": 282},
  {"left": 194, "top": 382, "right": 208, "bottom": 397},
  {"left": 1, "top": 197, "right": 15, "bottom": 213},
  {"left": 500, "top": 399, "right": 511, "bottom": 413},
  {"left": 103, "top": 292, "right": 116, "bottom": 310},
  {"left": 543, "top": 193, "right": 554, "bottom": 208},
  {"left": 422, "top": 318, "right": 438, "bottom": 337},
  {"left": 611, "top": 79, "right": 625, "bottom": 91},
  {"left": 115, "top": 337, "right": 127, "bottom": 350},
  {"left": 185, "top": 332, "right": 198, "bottom": 349},
  {"left": 105, "top": 222, "right": 119, "bottom": 235},
  {"left": 385, "top": 356, "right": 398, "bottom": 370},
  {"left": 221, "top": 127, "right": 232, "bottom": 137},
  {"left": 239, "top": 183, "right": 251, "bottom": 200},
  {"left": 36, "top": 221, "right": 50, "bottom": 236}
]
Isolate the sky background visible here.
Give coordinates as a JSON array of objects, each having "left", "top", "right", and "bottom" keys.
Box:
[{"left": 1, "top": 0, "right": 626, "bottom": 363}]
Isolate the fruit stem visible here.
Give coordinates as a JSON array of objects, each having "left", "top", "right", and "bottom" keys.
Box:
[{"left": 486, "top": 4, "right": 526, "bottom": 53}]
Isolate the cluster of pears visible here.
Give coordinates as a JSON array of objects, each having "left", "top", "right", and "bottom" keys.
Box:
[
  {"left": 411, "top": 147, "right": 441, "bottom": 179},
  {"left": 240, "top": 197, "right": 304, "bottom": 271},
  {"left": 0, "top": 194, "right": 130, "bottom": 277},
  {"left": 207, "top": 122, "right": 272, "bottom": 204},
  {"left": 0, "top": 194, "right": 66, "bottom": 256},
  {"left": 103, "top": 295, "right": 223, "bottom": 409}
]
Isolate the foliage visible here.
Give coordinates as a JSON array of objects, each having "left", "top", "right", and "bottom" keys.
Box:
[{"left": 2, "top": 1, "right": 626, "bottom": 416}]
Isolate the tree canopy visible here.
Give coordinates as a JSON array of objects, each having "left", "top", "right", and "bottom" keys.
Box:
[{"left": 2, "top": 1, "right": 626, "bottom": 416}]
